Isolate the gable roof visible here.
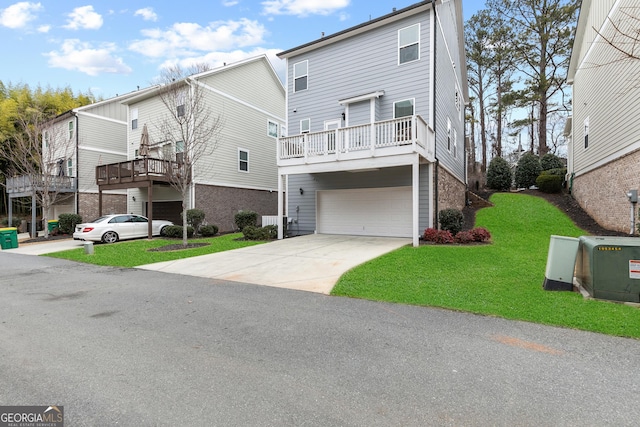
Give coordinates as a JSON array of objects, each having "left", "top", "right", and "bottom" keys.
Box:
[{"left": 277, "top": 1, "right": 434, "bottom": 59}]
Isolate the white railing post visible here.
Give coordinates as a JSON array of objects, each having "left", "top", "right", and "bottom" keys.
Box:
[{"left": 370, "top": 123, "right": 376, "bottom": 156}]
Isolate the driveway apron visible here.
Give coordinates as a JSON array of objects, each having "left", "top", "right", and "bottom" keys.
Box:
[{"left": 137, "top": 234, "right": 410, "bottom": 294}]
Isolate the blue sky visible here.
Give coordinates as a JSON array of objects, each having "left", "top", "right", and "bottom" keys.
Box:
[{"left": 0, "top": 0, "right": 484, "bottom": 99}]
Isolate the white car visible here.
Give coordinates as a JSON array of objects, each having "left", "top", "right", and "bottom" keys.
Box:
[{"left": 73, "top": 214, "right": 173, "bottom": 243}]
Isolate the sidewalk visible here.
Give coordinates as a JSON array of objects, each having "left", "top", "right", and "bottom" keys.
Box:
[{"left": 3, "top": 236, "right": 84, "bottom": 255}]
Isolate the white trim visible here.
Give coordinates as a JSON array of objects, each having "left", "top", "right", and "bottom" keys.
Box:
[
  {"left": 75, "top": 110, "right": 127, "bottom": 126},
  {"left": 238, "top": 148, "right": 249, "bottom": 173},
  {"left": 77, "top": 145, "right": 128, "bottom": 156},
  {"left": 300, "top": 118, "right": 311, "bottom": 134},
  {"left": 435, "top": 4, "right": 464, "bottom": 101},
  {"left": 393, "top": 98, "right": 415, "bottom": 118},
  {"left": 412, "top": 156, "right": 419, "bottom": 247},
  {"left": 190, "top": 79, "right": 285, "bottom": 123},
  {"left": 338, "top": 91, "right": 385, "bottom": 105},
  {"left": 447, "top": 117, "right": 452, "bottom": 152},
  {"left": 429, "top": 7, "right": 435, "bottom": 130},
  {"left": 398, "top": 23, "right": 421, "bottom": 65},
  {"left": 293, "top": 59, "right": 309, "bottom": 93},
  {"left": 268, "top": 119, "right": 279, "bottom": 138}
]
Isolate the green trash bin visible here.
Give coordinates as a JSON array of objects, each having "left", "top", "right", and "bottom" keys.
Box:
[
  {"left": 0, "top": 227, "right": 18, "bottom": 250},
  {"left": 48, "top": 220, "right": 59, "bottom": 233}
]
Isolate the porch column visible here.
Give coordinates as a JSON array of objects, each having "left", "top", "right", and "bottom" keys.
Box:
[
  {"left": 428, "top": 162, "right": 434, "bottom": 229},
  {"left": 412, "top": 157, "right": 419, "bottom": 247},
  {"left": 277, "top": 173, "right": 284, "bottom": 240},
  {"left": 147, "top": 184, "right": 153, "bottom": 239},
  {"left": 31, "top": 192, "right": 36, "bottom": 238},
  {"left": 8, "top": 196, "right": 12, "bottom": 229},
  {"left": 98, "top": 189, "right": 103, "bottom": 216}
]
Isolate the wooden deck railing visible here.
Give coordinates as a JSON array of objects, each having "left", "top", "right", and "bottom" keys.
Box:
[
  {"left": 96, "top": 158, "right": 182, "bottom": 186},
  {"left": 6, "top": 175, "right": 76, "bottom": 194}
]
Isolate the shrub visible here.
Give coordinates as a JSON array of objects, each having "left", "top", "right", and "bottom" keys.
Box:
[
  {"left": 434, "top": 230, "right": 454, "bottom": 244},
  {"left": 186, "top": 209, "right": 206, "bottom": 234},
  {"left": 455, "top": 230, "right": 475, "bottom": 244},
  {"left": 58, "top": 213, "right": 82, "bottom": 234},
  {"left": 515, "top": 152, "right": 542, "bottom": 188},
  {"left": 540, "top": 153, "right": 564, "bottom": 171},
  {"left": 470, "top": 227, "right": 491, "bottom": 242},
  {"left": 536, "top": 174, "right": 564, "bottom": 193},
  {"left": 235, "top": 210, "right": 258, "bottom": 231},
  {"left": 486, "top": 157, "right": 512, "bottom": 191},
  {"left": 439, "top": 208, "right": 464, "bottom": 235},
  {"left": 199, "top": 224, "right": 219, "bottom": 237},
  {"left": 540, "top": 167, "right": 567, "bottom": 177},
  {"left": 163, "top": 225, "right": 194, "bottom": 238},
  {"left": 423, "top": 227, "right": 439, "bottom": 242},
  {"left": 242, "top": 225, "right": 278, "bottom": 240}
]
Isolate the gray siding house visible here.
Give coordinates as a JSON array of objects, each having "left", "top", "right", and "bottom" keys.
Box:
[
  {"left": 567, "top": 0, "right": 640, "bottom": 233},
  {"left": 276, "top": 0, "right": 468, "bottom": 246}
]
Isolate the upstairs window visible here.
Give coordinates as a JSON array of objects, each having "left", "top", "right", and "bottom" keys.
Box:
[
  {"left": 447, "top": 118, "right": 452, "bottom": 151},
  {"left": 399, "top": 24, "right": 420, "bottom": 65},
  {"left": 131, "top": 108, "right": 138, "bottom": 130},
  {"left": 584, "top": 117, "right": 589, "bottom": 149},
  {"left": 67, "top": 158, "right": 74, "bottom": 176},
  {"left": 301, "top": 118, "right": 310, "bottom": 134},
  {"left": 239, "top": 149, "right": 249, "bottom": 172},
  {"left": 175, "top": 141, "right": 184, "bottom": 164},
  {"left": 268, "top": 120, "right": 278, "bottom": 138},
  {"left": 453, "top": 128, "right": 458, "bottom": 159},
  {"left": 294, "top": 60, "right": 308, "bottom": 92},
  {"left": 393, "top": 99, "right": 415, "bottom": 118},
  {"left": 68, "top": 120, "right": 74, "bottom": 140},
  {"left": 177, "top": 90, "right": 186, "bottom": 117}
]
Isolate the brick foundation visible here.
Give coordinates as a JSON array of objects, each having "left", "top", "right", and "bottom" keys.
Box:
[
  {"left": 195, "top": 185, "right": 277, "bottom": 232},
  {"left": 78, "top": 193, "right": 127, "bottom": 222},
  {"left": 572, "top": 149, "right": 640, "bottom": 234}
]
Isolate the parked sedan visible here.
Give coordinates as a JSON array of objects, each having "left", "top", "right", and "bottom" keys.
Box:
[{"left": 73, "top": 214, "right": 173, "bottom": 243}]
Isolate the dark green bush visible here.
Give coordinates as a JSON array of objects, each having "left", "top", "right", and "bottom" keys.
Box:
[
  {"left": 186, "top": 209, "right": 206, "bottom": 234},
  {"left": 235, "top": 210, "right": 258, "bottom": 231},
  {"left": 536, "top": 174, "right": 564, "bottom": 193},
  {"left": 486, "top": 157, "right": 512, "bottom": 191},
  {"left": 540, "top": 153, "right": 564, "bottom": 171},
  {"left": 540, "top": 167, "right": 567, "bottom": 177},
  {"left": 199, "top": 224, "right": 219, "bottom": 237},
  {"left": 439, "top": 208, "right": 464, "bottom": 235},
  {"left": 163, "top": 225, "right": 194, "bottom": 238},
  {"left": 515, "top": 152, "right": 542, "bottom": 188},
  {"left": 58, "top": 213, "right": 82, "bottom": 234},
  {"left": 242, "top": 225, "right": 278, "bottom": 240}
]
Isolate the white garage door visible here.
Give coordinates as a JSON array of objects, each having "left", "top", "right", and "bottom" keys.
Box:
[{"left": 316, "top": 187, "right": 412, "bottom": 237}]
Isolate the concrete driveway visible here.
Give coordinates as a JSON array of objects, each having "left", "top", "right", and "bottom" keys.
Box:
[{"left": 138, "top": 234, "right": 410, "bottom": 294}]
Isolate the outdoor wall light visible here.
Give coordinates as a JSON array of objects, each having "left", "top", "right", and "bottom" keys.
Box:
[
  {"left": 132, "top": 196, "right": 136, "bottom": 201},
  {"left": 299, "top": 188, "right": 304, "bottom": 195}
]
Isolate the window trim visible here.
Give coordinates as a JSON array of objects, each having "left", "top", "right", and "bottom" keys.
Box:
[
  {"left": 584, "top": 117, "right": 589, "bottom": 149},
  {"left": 67, "top": 158, "right": 73, "bottom": 177},
  {"left": 300, "top": 118, "right": 311, "bottom": 134},
  {"left": 293, "top": 60, "right": 308, "bottom": 93},
  {"left": 393, "top": 98, "right": 415, "bottom": 118},
  {"left": 268, "top": 120, "right": 279, "bottom": 138},
  {"left": 453, "top": 128, "right": 458, "bottom": 159},
  {"left": 68, "top": 120, "right": 74, "bottom": 140},
  {"left": 238, "top": 148, "right": 249, "bottom": 173},
  {"left": 131, "top": 108, "right": 138, "bottom": 130},
  {"left": 398, "top": 23, "right": 420, "bottom": 65},
  {"left": 447, "top": 117, "right": 452, "bottom": 152}
]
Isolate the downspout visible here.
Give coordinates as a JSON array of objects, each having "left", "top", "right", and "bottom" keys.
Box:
[{"left": 432, "top": 0, "right": 439, "bottom": 228}]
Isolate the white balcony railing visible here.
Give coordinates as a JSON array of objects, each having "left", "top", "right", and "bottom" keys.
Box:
[{"left": 278, "top": 115, "right": 434, "bottom": 166}]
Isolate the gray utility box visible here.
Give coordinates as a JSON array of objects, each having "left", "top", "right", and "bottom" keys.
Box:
[
  {"left": 543, "top": 235, "right": 580, "bottom": 291},
  {"left": 575, "top": 236, "right": 640, "bottom": 302}
]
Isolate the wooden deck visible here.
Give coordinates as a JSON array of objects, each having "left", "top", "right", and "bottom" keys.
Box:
[{"left": 96, "top": 158, "right": 185, "bottom": 190}]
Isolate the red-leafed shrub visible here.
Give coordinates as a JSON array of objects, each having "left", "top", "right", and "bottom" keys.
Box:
[
  {"left": 454, "top": 230, "right": 475, "bottom": 244},
  {"left": 434, "top": 230, "right": 454, "bottom": 244},
  {"left": 423, "top": 228, "right": 439, "bottom": 242},
  {"left": 470, "top": 227, "right": 491, "bottom": 242}
]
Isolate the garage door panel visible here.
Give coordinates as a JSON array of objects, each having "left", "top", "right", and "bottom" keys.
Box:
[{"left": 317, "top": 187, "right": 412, "bottom": 237}]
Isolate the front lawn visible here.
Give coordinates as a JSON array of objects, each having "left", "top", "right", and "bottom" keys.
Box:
[
  {"left": 45, "top": 233, "right": 264, "bottom": 267},
  {"left": 332, "top": 193, "right": 640, "bottom": 339}
]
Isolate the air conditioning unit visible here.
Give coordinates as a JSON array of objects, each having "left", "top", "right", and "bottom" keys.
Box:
[
  {"left": 543, "top": 235, "right": 579, "bottom": 291},
  {"left": 575, "top": 236, "right": 640, "bottom": 303}
]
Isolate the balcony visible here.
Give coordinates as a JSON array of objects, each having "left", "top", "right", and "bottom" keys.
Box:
[
  {"left": 278, "top": 115, "right": 434, "bottom": 172},
  {"left": 6, "top": 175, "right": 76, "bottom": 196},
  {"left": 96, "top": 158, "right": 185, "bottom": 190}
]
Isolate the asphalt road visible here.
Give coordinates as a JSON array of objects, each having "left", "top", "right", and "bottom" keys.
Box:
[{"left": 1, "top": 253, "right": 639, "bottom": 426}]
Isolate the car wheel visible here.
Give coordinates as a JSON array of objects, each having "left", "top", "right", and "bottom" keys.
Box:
[
  {"left": 160, "top": 226, "right": 168, "bottom": 236},
  {"left": 102, "top": 231, "right": 119, "bottom": 243}
]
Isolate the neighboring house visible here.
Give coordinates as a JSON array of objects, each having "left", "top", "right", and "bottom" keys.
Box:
[
  {"left": 566, "top": 0, "right": 640, "bottom": 234},
  {"left": 6, "top": 90, "right": 155, "bottom": 232},
  {"left": 97, "top": 55, "right": 285, "bottom": 232},
  {"left": 275, "top": 0, "right": 468, "bottom": 246}
]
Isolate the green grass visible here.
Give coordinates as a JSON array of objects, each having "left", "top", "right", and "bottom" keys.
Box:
[
  {"left": 332, "top": 193, "right": 640, "bottom": 339},
  {"left": 45, "top": 233, "right": 264, "bottom": 267}
]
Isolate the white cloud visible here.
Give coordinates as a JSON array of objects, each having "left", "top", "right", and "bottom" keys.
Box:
[
  {"left": 134, "top": 7, "right": 157, "bottom": 22},
  {"left": 63, "top": 5, "right": 103, "bottom": 30},
  {"left": 262, "top": 0, "right": 349, "bottom": 17},
  {"left": 222, "top": 0, "right": 239, "bottom": 6},
  {"left": 0, "top": 2, "right": 42, "bottom": 29},
  {"left": 46, "top": 39, "right": 132, "bottom": 76},
  {"left": 37, "top": 24, "right": 49, "bottom": 33},
  {"left": 129, "top": 18, "right": 267, "bottom": 58}
]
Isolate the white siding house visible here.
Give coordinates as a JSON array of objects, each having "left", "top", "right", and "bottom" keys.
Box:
[
  {"left": 276, "top": 0, "right": 468, "bottom": 246},
  {"left": 567, "top": 0, "right": 640, "bottom": 233},
  {"left": 108, "top": 55, "right": 285, "bottom": 231}
]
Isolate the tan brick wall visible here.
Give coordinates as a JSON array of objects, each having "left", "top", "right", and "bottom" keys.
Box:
[
  {"left": 572, "top": 149, "right": 640, "bottom": 234},
  {"left": 437, "top": 166, "right": 466, "bottom": 213},
  {"left": 195, "top": 185, "right": 277, "bottom": 232},
  {"left": 78, "top": 193, "right": 126, "bottom": 222}
]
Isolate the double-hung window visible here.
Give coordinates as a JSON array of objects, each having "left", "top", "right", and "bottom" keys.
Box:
[
  {"left": 399, "top": 24, "right": 420, "bottom": 65},
  {"left": 394, "top": 99, "right": 415, "bottom": 142},
  {"left": 239, "top": 149, "right": 249, "bottom": 172},
  {"left": 294, "top": 60, "right": 308, "bottom": 92},
  {"left": 300, "top": 118, "right": 311, "bottom": 134},
  {"left": 447, "top": 118, "right": 452, "bottom": 151},
  {"left": 177, "top": 90, "right": 186, "bottom": 117},
  {"left": 68, "top": 121, "right": 74, "bottom": 140},
  {"left": 268, "top": 120, "right": 278, "bottom": 138},
  {"left": 67, "top": 158, "right": 74, "bottom": 176},
  {"left": 453, "top": 128, "right": 458, "bottom": 159},
  {"left": 584, "top": 117, "right": 589, "bottom": 149},
  {"left": 175, "top": 141, "right": 184, "bottom": 164},
  {"left": 131, "top": 108, "right": 138, "bottom": 130}
]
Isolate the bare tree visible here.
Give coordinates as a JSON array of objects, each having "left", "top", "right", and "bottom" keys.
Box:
[
  {"left": 0, "top": 105, "right": 75, "bottom": 238},
  {"left": 594, "top": 7, "right": 640, "bottom": 62},
  {"left": 154, "top": 64, "right": 223, "bottom": 247}
]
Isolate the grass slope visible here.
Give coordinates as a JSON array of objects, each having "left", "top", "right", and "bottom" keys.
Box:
[
  {"left": 45, "top": 233, "right": 263, "bottom": 267},
  {"left": 332, "top": 193, "right": 640, "bottom": 339}
]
